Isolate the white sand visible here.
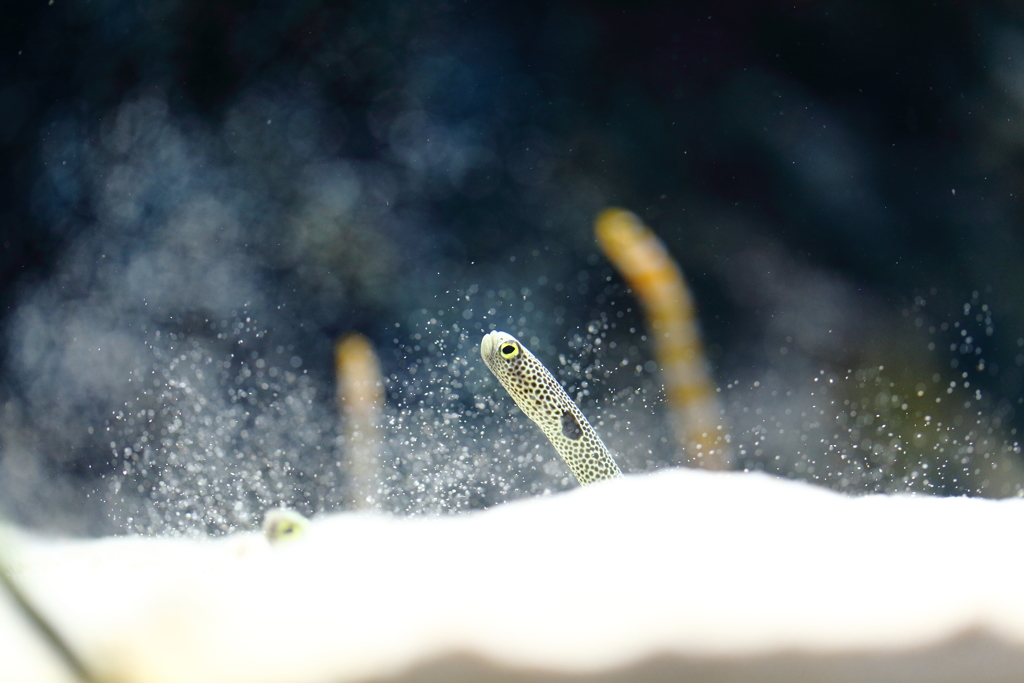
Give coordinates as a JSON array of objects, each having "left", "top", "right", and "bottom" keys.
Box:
[{"left": 4, "top": 469, "right": 1024, "bottom": 683}]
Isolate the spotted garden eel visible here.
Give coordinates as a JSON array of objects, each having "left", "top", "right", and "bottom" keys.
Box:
[
  {"left": 263, "top": 508, "right": 310, "bottom": 544},
  {"left": 481, "top": 331, "right": 623, "bottom": 485}
]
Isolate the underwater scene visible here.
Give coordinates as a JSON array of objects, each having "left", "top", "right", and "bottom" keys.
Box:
[{"left": 2, "top": 0, "right": 1024, "bottom": 536}]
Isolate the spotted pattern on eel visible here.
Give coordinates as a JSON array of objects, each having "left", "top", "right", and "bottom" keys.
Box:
[{"left": 481, "top": 331, "right": 623, "bottom": 486}]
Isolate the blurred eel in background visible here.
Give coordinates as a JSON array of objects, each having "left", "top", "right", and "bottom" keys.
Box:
[
  {"left": 335, "top": 332, "right": 385, "bottom": 509},
  {"left": 595, "top": 208, "right": 731, "bottom": 470}
]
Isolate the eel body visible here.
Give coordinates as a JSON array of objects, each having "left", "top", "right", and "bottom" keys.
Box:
[
  {"left": 595, "top": 207, "right": 730, "bottom": 469},
  {"left": 481, "top": 331, "right": 622, "bottom": 485}
]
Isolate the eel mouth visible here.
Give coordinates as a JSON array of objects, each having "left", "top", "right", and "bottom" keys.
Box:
[{"left": 480, "top": 330, "right": 499, "bottom": 362}]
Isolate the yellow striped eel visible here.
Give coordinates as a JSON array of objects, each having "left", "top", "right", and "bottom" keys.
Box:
[
  {"left": 595, "top": 208, "right": 730, "bottom": 469},
  {"left": 481, "top": 331, "right": 623, "bottom": 485}
]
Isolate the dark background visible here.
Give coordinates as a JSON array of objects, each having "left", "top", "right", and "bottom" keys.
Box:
[{"left": 4, "top": 0, "right": 1024, "bottom": 533}]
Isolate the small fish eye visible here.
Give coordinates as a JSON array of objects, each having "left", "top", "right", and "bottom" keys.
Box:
[{"left": 500, "top": 343, "right": 519, "bottom": 359}]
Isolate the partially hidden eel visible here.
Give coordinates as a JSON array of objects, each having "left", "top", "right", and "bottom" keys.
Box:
[
  {"left": 481, "top": 330, "right": 623, "bottom": 486},
  {"left": 262, "top": 508, "right": 310, "bottom": 544}
]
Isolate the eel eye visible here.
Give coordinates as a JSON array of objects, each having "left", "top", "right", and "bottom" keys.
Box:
[{"left": 500, "top": 343, "right": 519, "bottom": 359}]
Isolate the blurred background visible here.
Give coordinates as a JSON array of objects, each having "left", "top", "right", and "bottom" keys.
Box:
[{"left": 3, "top": 0, "right": 1024, "bottom": 535}]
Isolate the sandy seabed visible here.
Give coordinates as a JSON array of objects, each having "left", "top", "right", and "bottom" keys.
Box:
[{"left": 3, "top": 468, "right": 1024, "bottom": 683}]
